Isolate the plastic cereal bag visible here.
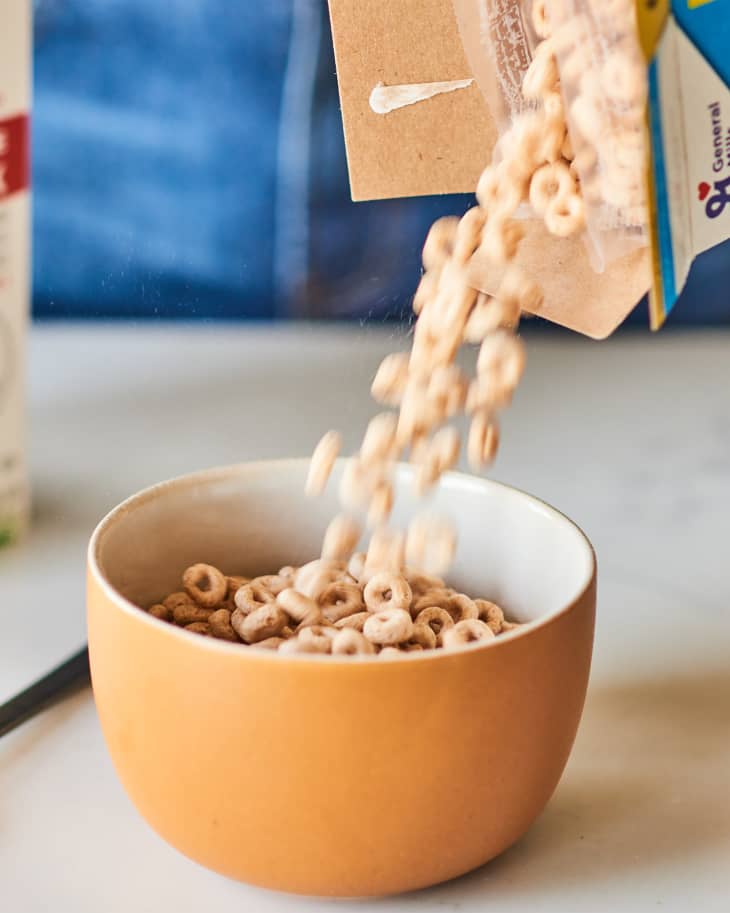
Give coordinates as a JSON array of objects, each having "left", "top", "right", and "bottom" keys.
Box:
[{"left": 452, "top": 0, "right": 649, "bottom": 272}]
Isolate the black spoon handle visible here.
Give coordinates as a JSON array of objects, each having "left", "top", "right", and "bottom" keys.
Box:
[{"left": 0, "top": 646, "right": 91, "bottom": 739}]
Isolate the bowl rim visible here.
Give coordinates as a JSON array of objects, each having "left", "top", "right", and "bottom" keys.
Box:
[{"left": 87, "top": 458, "right": 596, "bottom": 665}]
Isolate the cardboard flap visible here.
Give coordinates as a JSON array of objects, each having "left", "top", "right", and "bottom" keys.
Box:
[
  {"left": 469, "top": 223, "right": 652, "bottom": 339},
  {"left": 328, "top": 0, "right": 496, "bottom": 201}
]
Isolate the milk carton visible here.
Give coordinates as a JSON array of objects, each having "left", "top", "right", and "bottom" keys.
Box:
[{"left": 0, "top": 0, "right": 31, "bottom": 546}]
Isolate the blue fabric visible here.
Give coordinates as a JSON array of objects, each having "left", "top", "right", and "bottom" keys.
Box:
[{"left": 31, "top": 0, "right": 729, "bottom": 325}]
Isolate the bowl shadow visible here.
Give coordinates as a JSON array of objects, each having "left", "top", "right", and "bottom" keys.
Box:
[{"left": 416, "top": 666, "right": 730, "bottom": 903}]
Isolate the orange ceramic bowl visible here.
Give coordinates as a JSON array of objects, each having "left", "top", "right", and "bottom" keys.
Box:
[{"left": 88, "top": 460, "right": 596, "bottom": 897}]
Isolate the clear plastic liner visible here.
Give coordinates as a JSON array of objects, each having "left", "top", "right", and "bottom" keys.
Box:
[{"left": 452, "top": 0, "right": 649, "bottom": 272}]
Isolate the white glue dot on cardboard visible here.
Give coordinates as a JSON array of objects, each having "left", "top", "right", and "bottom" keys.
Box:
[{"left": 369, "top": 79, "right": 474, "bottom": 115}]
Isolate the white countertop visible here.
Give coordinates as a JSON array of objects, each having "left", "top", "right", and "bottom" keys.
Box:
[{"left": 1, "top": 324, "right": 729, "bottom": 911}]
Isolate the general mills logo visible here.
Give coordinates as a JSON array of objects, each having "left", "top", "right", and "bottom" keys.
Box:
[{"left": 698, "top": 176, "right": 730, "bottom": 219}]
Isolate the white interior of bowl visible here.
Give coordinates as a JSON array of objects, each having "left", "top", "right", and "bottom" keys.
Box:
[{"left": 90, "top": 460, "right": 594, "bottom": 625}]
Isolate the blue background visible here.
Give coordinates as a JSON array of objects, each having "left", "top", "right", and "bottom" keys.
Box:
[{"left": 31, "top": 0, "right": 729, "bottom": 326}]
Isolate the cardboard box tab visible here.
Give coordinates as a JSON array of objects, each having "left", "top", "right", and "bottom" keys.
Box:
[{"left": 328, "top": 0, "right": 496, "bottom": 201}]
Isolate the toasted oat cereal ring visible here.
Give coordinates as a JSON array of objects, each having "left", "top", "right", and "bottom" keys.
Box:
[
  {"left": 367, "top": 480, "right": 394, "bottom": 529},
  {"left": 404, "top": 569, "right": 445, "bottom": 598},
  {"left": 173, "top": 601, "right": 213, "bottom": 627},
  {"left": 464, "top": 295, "right": 516, "bottom": 344},
  {"left": 305, "top": 430, "right": 342, "bottom": 497},
  {"left": 453, "top": 206, "right": 486, "bottom": 264},
  {"left": 277, "top": 565, "right": 298, "bottom": 582},
  {"left": 570, "top": 94, "right": 605, "bottom": 141},
  {"left": 561, "top": 131, "right": 574, "bottom": 162},
  {"left": 278, "top": 637, "right": 325, "bottom": 655},
  {"left": 182, "top": 563, "right": 228, "bottom": 608},
  {"left": 497, "top": 267, "right": 543, "bottom": 315},
  {"left": 432, "top": 426, "right": 460, "bottom": 473},
  {"left": 364, "top": 572, "right": 413, "bottom": 614},
  {"left": 364, "top": 527, "right": 406, "bottom": 579},
  {"left": 252, "top": 574, "right": 289, "bottom": 597},
  {"left": 226, "top": 575, "right": 250, "bottom": 598},
  {"left": 294, "top": 559, "right": 346, "bottom": 600},
  {"left": 408, "top": 623, "right": 438, "bottom": 650},
  {"left": 414, "top": 453, "right": 441, "bottom": 498},
  {"left": 396, "top": 377, "right": 439, "bottom": 446},
  {"left": 426, "top": 363, "right": 467, "bottom": 418},
  {"left": 277, "top": 587, "right": 319, "bottom": 623},
  {"left": 318, "top": 581, "right": 365, "bottom": 623},
  {"left": 148, "top": 603, "right": 172, "bottom": 622},
  {"left": 474, "top": 598, "right": 505, "bottom": 634},
  {"left": 522, "top": 41, "right": 559, "bottom": 100},
  {"left": 465, "top": 375, "right": 511, "bottom": 416},
  {"left": 545, "top": 192, "right": 585, "bottom": 237},
  {"left": 538, "top": 115, "right": 566, "bottom": 164},
  {"left": 361, "top": 412, "right": 399, "bottom": 463},
  {"left": 208, "top": 608, "right": 240, "bottom": 642},
  {"left": 339, "top": 458, "right": 384, "bottom": 511},
  {"left": 333, "top": 611, "right": 370, "bottom": 632},
  {"left": 346, "top": 551, "right": 367, "bottom": 582},
  {"left": 448, "top": 594, "right": 479, "bottom": 622},
  {"left": 412, "top": 589, "right": 458, "bottom": 613},
  {"left": 408, "top": 433, "right": 430, "bottom": 470},
  {"left": 467, "top": 413, "right": 500, "bottom": 471},
  {"left": 479, "top": 218, "right": 525, "bottom": 265},
  {"left": 321, "top": 513, "right": 362, "bottom": 562},
  {"left": 601, "top": 50, "right": 647, "bottom": 108},
  {"left": 414, "top": 607, "right": 455, "bottom": 642},
  {"left": 331, "top": 629, "right": 376, "bottom": 656},
  {"left": 569, "top": 143, "right": 598, "bottom": 180},
  {"left": 408, "top": 316, "right": 463, "bottom": 379},
  {"left": 413, "top": 269, "right": 440, "bottom": 316},
  {"left": 234, "top": 581, "right": 276, "bottom": 614},
  {"left": 495, "top": 172, "right": 529, "bottom": 218},
  {"left": 378, "top": 646, "right": 403, "bottom": 659},
  {"left": 297, "top": 624, "right": 336, "bottom": 653},
  {"left": 560, "top": 41, "right": 596, "bottom": 84},
  {"left": 529, "top": 162, "right": 575, "bottom": 216},
  {"left": 415, "top": 427, "right": 461, "bottom": 496},
  {"left": 531, "top": 0, "right": 551, "bottom": 39},
  {"left": 295, "top": 608, "right": 327, "bottom": 630},
  {"left": 426, "top": 363, "right": 467, "bottom": 419},
  {"left": 363, "top": 609, "right": 414, "bottom": 646},
  {"left": 441, "top": 618, "right": 496, "bottom": 649},
  {"left": 162, "top": 591, "right": 195, "bottom": 612},
  {"left": 498, "top": 112, "right": 544, "bottom": 173},
  {"left": 231, "top": 603, "right": 288, "bottom": 644},
  {"left": 371, "top": 352, "right": 410, "bottom": 406},
  {"left": 475, "top": 164, "right": 500, "bottom": 212},
  {"left": 184, "top": 622, "right": 211, "bottom": 636},
  {"left": 542, "top": 89, "right": 563, "bottom": 124},
  {"left": 421, "top": 216, "right": 459, "bottom": 271},
  {"left": 500, "top": 620, "right": 524, "bottom": 633},
  {"left": 608, "top": 127, "right": 645, "bottom": 172},
  {"left": 425, "top": 263, "right": 478, "bottom": 333},
  {"left": 477, "top": 331, "right": 526, "bottom": 390},
  {"left": 250, "top": 636, "right": 286, "bottom": 651},
  {"left": 406, "top": 515, "right": 457, "bottom": 577}
]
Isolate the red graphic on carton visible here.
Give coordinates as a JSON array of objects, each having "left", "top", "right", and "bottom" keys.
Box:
[{"left": 0, "top": 114, "right": 30, "bottom": 200}]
